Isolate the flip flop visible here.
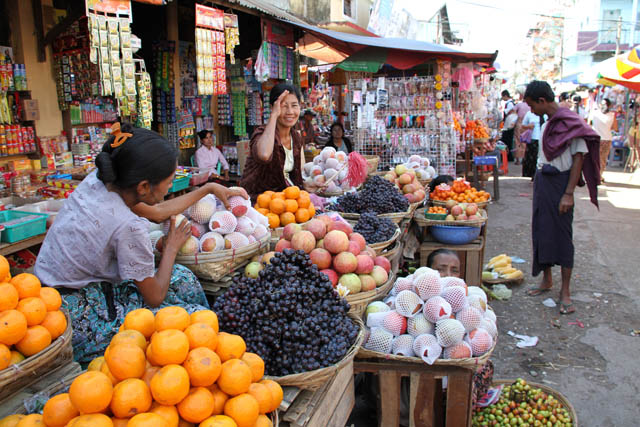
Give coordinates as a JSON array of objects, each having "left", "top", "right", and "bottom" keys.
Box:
[
  {"left": 559, "top": 302, "right": 576, "bottom": 315},
  {"left": 527, "top": 287, "right": 552, "bottom": 297}
]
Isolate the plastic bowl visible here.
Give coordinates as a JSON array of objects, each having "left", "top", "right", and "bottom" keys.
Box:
[{"left": 430, "top": 225, "right": 481, "bottom": 245}]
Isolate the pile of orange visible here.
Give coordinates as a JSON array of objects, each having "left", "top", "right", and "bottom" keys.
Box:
[
  {"left": 428, "top": 206, "right": 447, "bottom": 214},
  {"left": 430, "top": 179, "right": 490, "bottom": 203},
  {"left": 0, "top": 257, "right": 67, "bottom": 372},
  {"left": 255, "top": 186, "right": 316, "bottom": 229},
  {"left": 2, "top": 306, "right": 281, "bottom": 427}
]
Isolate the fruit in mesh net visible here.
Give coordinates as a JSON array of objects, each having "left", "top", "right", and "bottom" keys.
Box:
[
  {"left": 413, "top": 267, "right": 437, "bottom": 278},
  {"left": 442, "top": 286, "right": 468, "bottom": 313},
  {"left": 467, "top": 294, "right": 487, "bottom": 313},
  {"left": 440, "top": 276, "right": 467, "bottom": 290},
  {"left": 443, "top": 341, "right": 472, "bottom": 359},
  {"left": 381, "top": 311, "right": 407, "bottom": 336},
  {"left": 485, "top": 308, "right": 497, "bottom": 323},
  {"left": 394, "top": 290, "right": 424, "bottom": 317},
  {"left": 423, "top": 296, "right": 452, "bottom": 323},
  {"left": 466, "top": 328, "right": 493, "bottom": 356},
  {"left": 479, "top": 318, "right": 498, "bottom": 339},
  {"left": 252, "top": 224, "right": 269, "bottom": 240},
  {"left": 455, "top": 306, "right": 483, "bottom": 332},
  {"left": 228, "top": 195, "right": 251, "bottom": 217},
  {"left": 235, "top": 217, "right": 257, "bottom": 236},
  {"left": 384, "top": 295, "right": 396, "bottom": 310},
  {"left": 364, "top": 327, "right": 394, "bottom": 353},
  {"left": 200, "top": 232, "right": 225, "bottom": 252},
  {"left": 366, "top": 311, "right": 388, "bottom": 328},
  {"left": 407, "top": 314, "right": 434, "bottom": 337},
  {"left": 189, "top": 199, "right": 217, "bottom": 224},
  {"left": 224, "top": 232, "right": 250, "bottom": 249},
  {"left": 391, "top": 277, "right": 413, "bottom": 296},
  {"left": 210, "top": 211, "right": 238, "bottom": 234},
  {"left": 435, "top": 319, "right": 465, "bottom": 347},
  {"left": 391, "top": 334, "right": 415, "bottom": 356},
  {"left": 467, "top": 286, "right": 487, "bottom": 303},
  {"left": 179, "top": 236, "right": 199, "bottom": 256},
  {"left": 412, "top": 333, "right": 442, "bottom": 364},
  {"left": 413, "top": 272, "right": 442, "bottom": 300}
]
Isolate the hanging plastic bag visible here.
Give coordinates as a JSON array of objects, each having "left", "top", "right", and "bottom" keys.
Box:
[{"left": 254, "top": 44, "right": 269, "bottom": 83}]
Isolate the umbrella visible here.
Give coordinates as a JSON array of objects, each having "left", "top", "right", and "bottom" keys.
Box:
[
  {"left": 595, "top": 52, "right": 640, "bottom": 91},
  {"left": 335, "top": 47, "right": 433, "bottom": 73}
]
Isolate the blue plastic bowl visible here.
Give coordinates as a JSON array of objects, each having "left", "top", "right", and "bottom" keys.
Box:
[{"left": 430, "top": 225, "right": 481, "bottom": 245}]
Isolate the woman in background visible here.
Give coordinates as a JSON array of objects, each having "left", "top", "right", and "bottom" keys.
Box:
[{"left": 324, "top": 122, "right": 353, "bottom": 153}]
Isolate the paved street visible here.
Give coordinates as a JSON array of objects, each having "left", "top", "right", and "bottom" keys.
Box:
[{"left": 487, "top": 164, "right": 640, "bottom": 427}]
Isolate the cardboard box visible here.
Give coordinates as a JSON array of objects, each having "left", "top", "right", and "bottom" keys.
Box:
[
  {"left": 54, "top": 151, "right": 73, "bottom": 169},
  {"left": 7, "top": 159, "right": 32, "bottom": 171},
  {"left": 21, "top": 99, "right": 40, "bottom": 121},
  {"left": 236, "top": 140, "right": 250, "bottom": 175}
]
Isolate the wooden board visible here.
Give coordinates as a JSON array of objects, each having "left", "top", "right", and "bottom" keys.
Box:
[
  {"left": 419, "top": 237, "right": 485, "bottom": 286},
  {"left": 0, "top": 234, "right": 46, "bottom": 256}
]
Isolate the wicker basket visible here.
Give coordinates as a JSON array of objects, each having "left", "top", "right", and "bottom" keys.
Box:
[
  {"left": 430, "top": 197, "right": 491, "bottom": 209},
  {"left": 368, "top": 226, "right": 401, "bottom": 255},
  {"left": 491, "top": 380, "right": 578, "bottom": 427},
  {"left": 413, "top": 207, "right": 487, "bottom": 228},
  {"left": 337, "top": 207, "right": 412, "bottom": 224},
  {"left": 346, "top": 271, "right": 395, "bottom": 317},
  {"left": 266, "top": 313, "right": 365, "bottom": 390},
  {"left": 173, "top": 233, "right": 270, "bottom": 282},
  {"left": 0, "top": 310, "right": 73, "bottom": 402},
  {"left": 363, "top": 155, "right": 380, "bottom": 174},
  {"left": 418, "top": 178, "right": 432, "bottom": 188}
]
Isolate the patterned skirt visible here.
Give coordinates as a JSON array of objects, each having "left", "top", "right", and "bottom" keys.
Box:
[{"left": 59, "top": 264, "right": 209, "bottom": 364}]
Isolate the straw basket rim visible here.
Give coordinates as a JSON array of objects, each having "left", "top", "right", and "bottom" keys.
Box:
[
  {"left": 345, "top": 271, "right": 395, "bottom": 306},
  {"left": 413, "top": 207, "right": 487, "bottom": 228},
  {"left": 368, "top": 226, "right": 401, "bottom": 255},
  {"left": 430, "top": 196, "right": 491, "bottom": 208},
  {"left": 173, "top": 232, "right": 270, "bottom": 265},
  {"left": 334, "top": 206, "right": 413, "bottom": 224}
]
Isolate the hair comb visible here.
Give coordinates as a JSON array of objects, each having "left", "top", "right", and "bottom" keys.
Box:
[{"left": 110, "top": 123, "right": 133, "bottom": 148}]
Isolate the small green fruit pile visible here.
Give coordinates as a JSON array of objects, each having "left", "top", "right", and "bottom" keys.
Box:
[{"left": 472, "top": 378, "right": 573, "bottom": 427}]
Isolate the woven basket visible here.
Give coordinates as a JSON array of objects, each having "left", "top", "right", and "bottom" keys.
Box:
[
  {"left": 430, "top": 197, "right": 491, "bottom": 209},
  {"left": 266, "top": 313, "right": 365, "bottom": 390},
  {"left": 409, "top": 200, "right": 425, "bottom": 213},
  {"left": 363, "top": 155, "right": 380, "bottom": 174},
  {"left": 173, "top": 233, "right": 270, "bottom": 282},
  {"left": 346, "top": 271, "right": 395, "bottom": 317},
  {"left": 0, "top": 310, "right": 73, "bottom": 402},
  {"left": 337, "top": 207, "right": 412, "bottom": 224},
  {"left": 369, "top": 226, "right": 401, "bottom": 255},
  {"left": 418, "top": 178, "right": 432, "bottom": 188},
  {"left": 413, "top": 207, "right": 487, "bottom": 228},
  {"left": 491, "top": 380, "right": 578, "bottom": 427}
]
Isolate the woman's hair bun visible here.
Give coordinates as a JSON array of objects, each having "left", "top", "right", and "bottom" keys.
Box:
[{"left": 95, "top": 152, "right": 117, "bottom": 184}]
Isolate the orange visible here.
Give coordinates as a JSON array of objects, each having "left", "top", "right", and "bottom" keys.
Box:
[
  {"left": 199, "top": 416, "right": 237, "bottom": 427},
  {"left": 105, "top": 343, "right": 146, "bottom": 381},
  {"left": 110, "top": 378, "right": 152, "bottom": 419},
  {"left": 110, "top": 329, "right": 147, "bottom": 352},
  {"left": 256, "top": 208, "right": 270, "bottom": 216},
  {"left": 0, "top": 256, "right": 9, "bottom": 282},
  {"left": 9, "top": 350, "right": 24, "bottom": 365},
  {"left": 0, "top": 283, "right": 18, "bottom": 311},
  {"left": 247, "top": 383, "right": 271, "bottom": 415},
  {"left": 39, "top": 287, "right": 62, "bottom": 312},
  {"left": 16, "top": 297, "right": 47, "bottom": 326},
  {"left": 296, "top": 195, "right": 310, "bottom": 209},
  {"left": 278, "top": 212, "right": 295, "bottom": 227},
  {"left": 256, "top": 194, "right": 271, "bottom": 209},
  {"left": 42, "top": 393, "right": 79, "bottom": 427},
  {"left": 150, "top": 329, "right": 189, "bottom": 365},
  {"left": 149, "top": 403, "right": 179, "bottom": 427},
  {"left": 268, "top": 199, "right": 285, "bottom": 215},
  {"left": 223, "top": 393, "right": 259, "bottom": 427},
  {"left": 177, "top": 420, "right": 194, "bottom": 427},
  {"left": 111, "top": 418, "right": 129, "bottom": 427},
  {"left": 141, "top": 364, "right": 160, "bottom": 388},
  {"left": 265, "top": 214, "right": 280, "bottom": 229},
  {"left": 40, "top": 310, "right": 67, "bottom": 339},
  {"left": 184, "top": 323, "right": 217, "bottom": 350},
  {"left": 155, "top": 307, "right": 190, "bottom": 332},
  {"left": 123, "top": 309, "right": 155, "bottom": 338},
  {"left": 145, "top": 344, "right": 161, "bottom": 367},
  {"left": 217, "top": 359, "right": 252, "bottom": 396},
  {"left": 0, "top": 414, "right": 24, "bottom": 427},
  {"left": 87, "top": 356, "right": 105, "bottom": 372},
  {"left": 13, "top": 414, "right": 43, "bottom": 426},
  {"left": 299, "top": 190, "right": 310, "bottom": 198},
  {"left": 262, "top": 191, "right": 274, "bottom": 198},
  {"left": 294, "top": 208, "right": 310, "bottom": 223},
  {"left": 15, "top": 325, "right": 51, "bottom": 356},
  {"left": 0, "top": 310, "right": 27, "bottom": 345},
  {"left": 100, "top": 360, "right": 119, "bottom": 385},
  {"left": 176, "top": 387, "right": 214, "bottom": 423},
  {"left": 66, "top": 414, "right": 112, "bottom": 427},
  {"left": 215, "top": 332, "right": 246, "bottom": 362},
  {"left": 149, "top": 364, "right": 190, "bottom": 406},
  {"left": 283, "top": 186, "right": 300, "bottom": 200},
  {"left": 190, "top": 310, "right": 219, "bottom": 333},
  {"left": 259, "top": 380, "right": 283, "bottom": 413},
  {"left": 183, "top": 347, "right": 221, "bottom": 387},
  {"left": 69, "top": 371, "right": 114, "bottom": 415},
  {"left": 127, "top": 413, "right": 169, "bottom": 427},
  {"left": 208, "top": 384, "right": 229, "bottom": 415},
  {"left": 271, "top": 192, "right": 285, "bottom": 201},
  {"left": 240, "top": 352, "right": 264, "bottom": 382},
  {"left": 0, "top": 344, "right": 10, "bottom": 370},
  {"left": 10, "top": 274, "right": 40, "bottom": 299},
  {"left": 284, "top": 199, "right": 298, "bottom": 213},
  {"left": 308, "top": 204, "right": 316, "bottom": 217},
  {"left": 254, "top": 414, "right": 273, "bottom": 427}
]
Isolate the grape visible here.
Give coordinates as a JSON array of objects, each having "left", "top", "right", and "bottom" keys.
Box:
[
  {"left": 212, "top": 249, "right": 359, "bottom": 376},
  {"left": 354, "top": 212, "right": 397, "bottom": 243},
  {"left": 328, "top": 175, "right": 409, "bottom": 214}
]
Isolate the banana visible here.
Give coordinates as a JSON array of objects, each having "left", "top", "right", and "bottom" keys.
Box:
[
  {"left": 503, "top": 270, "right": 524, "bottom": 280},
  {"left": 489, "top": 254, "right": 507, "bottom": 264},
  {"left": 490, "top": 259, "right": 511, "bottom": 269},
  {"left": 495, "top": 266, "right": 516, "bottom": 275}
]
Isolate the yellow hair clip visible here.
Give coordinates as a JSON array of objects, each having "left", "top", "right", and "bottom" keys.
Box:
[{"left": 110, "top": 123, "right": 133, "bottom": 148}]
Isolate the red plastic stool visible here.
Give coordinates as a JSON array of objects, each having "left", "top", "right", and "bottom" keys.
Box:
[{"left": 499, "top": 150, "right": 508, "bottom": 175}]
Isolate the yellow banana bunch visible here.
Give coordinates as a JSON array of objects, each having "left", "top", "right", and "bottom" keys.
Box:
[
  {"left": 495, "top": 266, "right": 517, "bottom": 275},
  {"left": 503, "top": 270, "right": 524, "bottom": 280}
]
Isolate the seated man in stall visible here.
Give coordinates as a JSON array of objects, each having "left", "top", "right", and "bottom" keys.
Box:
[{"left": 426, "top": 248, "right": 461, "bottom": 278}]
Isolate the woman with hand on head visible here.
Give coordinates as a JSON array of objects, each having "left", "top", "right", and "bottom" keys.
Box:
[{"left": 34, "top": 123, "right": 247, "bottom": 363}]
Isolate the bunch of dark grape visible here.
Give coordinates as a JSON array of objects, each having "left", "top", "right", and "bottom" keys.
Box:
[
  {"left": 212, "top": 249, "right": 360, "bottom": 376},
  {"left": 329, "top": 175, "right": 409, "bottom": 214},
  {"left": 354, "top": 212, "right": 397, "bottom": 243}
]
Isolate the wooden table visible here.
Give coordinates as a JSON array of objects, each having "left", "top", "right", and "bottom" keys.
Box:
[{"left": 0, "top": 234, "right": 46, "bottom": 256}]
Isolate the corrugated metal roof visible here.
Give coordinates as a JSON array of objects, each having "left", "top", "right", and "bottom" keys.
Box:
[{"left": 222, "top": 0, "right": 308, "bottom": 25}]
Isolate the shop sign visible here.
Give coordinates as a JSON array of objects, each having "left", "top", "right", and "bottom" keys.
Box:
[
  {"left": 196, "top": 4, "right": 224, "bottom": 31},
  {"left": 86, "top": 0, "right": 132, "bottom": 16},
  {"left": 264, "top": 19, "right": 294, "bottom": 48}
]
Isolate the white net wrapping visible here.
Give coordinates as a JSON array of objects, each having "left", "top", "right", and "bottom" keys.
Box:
[
  {"left": 407, "top": 314, "right": 435, "bottom": 337},
  {"left": 391, "top": 277, "right": 414, "bottom": 296},
  {"left": 479, "top": 318, "right": 498, "bottom": 339},
  {"left": 395, "top": 290, "right": 424, "bottom": 317},
  {"left": 382, "top": 311, "right": 407, "bottom": 336},
  {"left": 199, "top": 232, "right": 225, "bottom": 252},
  {"left": 443, "top": 341, "right": 472, "bottom": 359},
  {"left": 467, "top": 286, "right": 488, "bottom": 303},
  {"left": 209, "top": 211, "right": 238, "bottom": 234},
  {"left": 413, "top": 267, "right": 438, "bottom": 278},
  {"left": 466, "top": 328, "right": 493, "bottom": 356},
  {"left": 467, "top": 294, "right": 487, "bottom": 313},
  {"left": 391, "top": 334, "right": 416, "bottom": 356},
  {"left": 423, "top": 296, "right": 452, "bottom": 323},
  {"left": 366, "top": 311, "right": 388, "bottom": 328},
  {"left": 440, "top": 276, "right": 467, "bottom": 290},
  {"left": 455, "top": 306, "right": 483, "bottom": 333},
  {"left": 224, "top": 232, "right": 249, "bottom": 249},
  {"left": 246, "top": 207, "right": 269, "bottom": 228},
  {"left": 484, "top": 308, "right": 497, "bottom": 323},
  {"left": 364, "top": 327, "right": 394, "bottom": 353},
  {"left": 435, "top": 319, "right": 465, "bottom": 347},
  {"left": 149, "top": 230, "right": 164, "bottom": 251},
  {"left": 413, "top": 272, "right": 442, "bottom": 300},
  {"left": 412, "top": 333, "right": 442, "bottom": 365},
  {"left": 188, "top": 198, "right": 217, "bottom": 224},
  {"left": 235, "top": 217, "right": 257, "bottom": 236},
  {"left": 442, "top": 286, "right": 468, "bottom": 313},
  {"left": 384, "top": 295, "right": 396, "bottom": 310}
]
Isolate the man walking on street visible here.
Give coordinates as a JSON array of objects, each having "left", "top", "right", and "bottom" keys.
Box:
[{"left": 523, "top": 81, "right": 601, "bottom": 315}]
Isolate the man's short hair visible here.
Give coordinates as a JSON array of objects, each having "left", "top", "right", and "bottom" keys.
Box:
[{"left": 524, "top": 81, "right": 555, "bottom": 102}]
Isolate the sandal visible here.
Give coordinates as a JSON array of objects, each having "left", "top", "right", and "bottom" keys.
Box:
[
  {"left": 527, "top": 287, "right": 552, "bottom": 297},
  {"left": 559, "top": 302, "right": 576, "bottom": 315}
]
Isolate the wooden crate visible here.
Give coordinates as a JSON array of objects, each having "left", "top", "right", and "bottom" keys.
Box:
[
  {"left": 419, "top": 237, "right": 485, "bottom": 286},
  {"left": 279, "top": 359, "right": 354, "bottom": 426},
  {"left": 355, "top": 360, "right": 474, "bottom": 427}
]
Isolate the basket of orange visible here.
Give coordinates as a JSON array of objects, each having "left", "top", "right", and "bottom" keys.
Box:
[
  {"left": 3, "top": 306, "right": 282, "bottom": 427},
  {"left": 0, "top": 262, "right": 73, "bottom": 402},
  {"left": 429, "top": 179, "right": 491, "bottom": 208},
  {"left": 254, "top": 186, "right": 316, "bottom": 239}
]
